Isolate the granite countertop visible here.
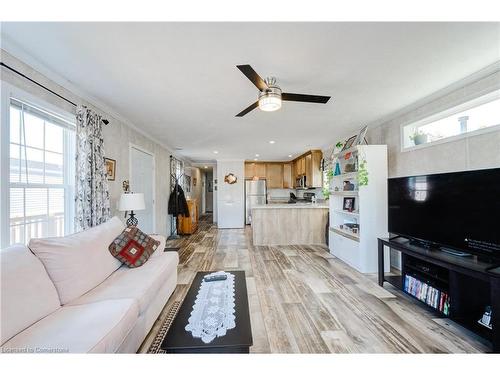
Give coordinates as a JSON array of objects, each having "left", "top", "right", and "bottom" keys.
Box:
[{"left": 252, "top": 203, "right": 329, "bottom": 209}]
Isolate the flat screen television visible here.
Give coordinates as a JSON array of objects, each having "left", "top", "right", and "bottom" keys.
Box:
[{"left": 388, "top": 168, "right": 500, "bottom": 259}]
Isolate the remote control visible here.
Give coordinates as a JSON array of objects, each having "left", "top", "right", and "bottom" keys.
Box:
[{"left": 203, "top": 274, "right": 227, "bottom": 282}]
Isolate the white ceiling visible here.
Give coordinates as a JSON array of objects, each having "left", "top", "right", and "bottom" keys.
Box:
[{"left": 2, "top": 22, "right": 499, "bottom": 162}]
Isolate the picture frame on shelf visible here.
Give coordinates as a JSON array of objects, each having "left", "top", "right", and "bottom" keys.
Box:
[
  {"left": 343, "top": 197, "right": 356, "bottom": 212},
  {"left": 355, "top": 125, "right": 368, "bottom": 145}
]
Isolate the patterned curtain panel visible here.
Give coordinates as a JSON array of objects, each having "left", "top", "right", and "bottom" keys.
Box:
[{"left": 75, "top": 106, "right": 111, "bottom": 231}]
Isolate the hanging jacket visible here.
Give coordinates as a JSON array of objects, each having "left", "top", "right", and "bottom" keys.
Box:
[{"left": 168, "top": 183, "right": 190, "bottom": 217}]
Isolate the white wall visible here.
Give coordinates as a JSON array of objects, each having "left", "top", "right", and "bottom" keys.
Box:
[{"left": 216, "top": 160, "right": 244, "bottom": 229}]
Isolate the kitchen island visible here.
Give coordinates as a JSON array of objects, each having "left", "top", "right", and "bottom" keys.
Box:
[{"left": 251, "top": 203, "right": 329, "bottom": 246}]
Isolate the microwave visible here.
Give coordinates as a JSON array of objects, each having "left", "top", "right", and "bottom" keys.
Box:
[{"left": 295, "top": 175, "right": 306, "bottom": 189}]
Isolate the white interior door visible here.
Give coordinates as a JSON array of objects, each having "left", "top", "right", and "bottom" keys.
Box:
[{"left": 130, "top": 146, "right": 154, "bottom": 233}]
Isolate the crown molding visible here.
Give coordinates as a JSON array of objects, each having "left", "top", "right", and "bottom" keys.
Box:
[{"left": 0, "top": 34, "right": 191, "bottom": 164}]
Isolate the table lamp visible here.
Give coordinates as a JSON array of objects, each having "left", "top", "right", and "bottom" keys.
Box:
[{"left": 118, "top": 193, "right": 145, "bottom": 226}]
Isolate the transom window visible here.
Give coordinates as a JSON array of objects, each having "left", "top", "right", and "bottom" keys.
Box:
[
  {"left": 8, "top": 98, "right": 76, "bottom": 245},
  {"left": 402, "top": 90, "right": 500, "bottom": 150}
]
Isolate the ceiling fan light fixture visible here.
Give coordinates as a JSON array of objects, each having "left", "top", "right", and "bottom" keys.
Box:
[
  {"left": 258, "top": 85, "right": 282, "bottom": 112},
  {"left": 259, "top": 94, "right": 281, "bottom": 112}
]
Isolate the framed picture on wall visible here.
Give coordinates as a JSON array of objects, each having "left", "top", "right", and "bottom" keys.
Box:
[{"left": 104, "top": 158, "right": 116, "bottom": 181}]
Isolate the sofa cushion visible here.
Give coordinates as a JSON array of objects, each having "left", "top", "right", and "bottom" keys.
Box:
[
  {"left": 1, "top": 299, "right": 139, "bottom": 353},
  {"left": 109, "top": 226, "right": 160, "bottom": 267},
  {"left": 68, "top": 252, "right": 179, "bottom": 315},
  {"left": 28, "top": 216, "right": 125, "bottom": 305},
  {"left": 0, "top": 245, "right": 61, "bottom": 345},
  {"left": 149, "top": 234, "right": 166, "bottom": 258}
]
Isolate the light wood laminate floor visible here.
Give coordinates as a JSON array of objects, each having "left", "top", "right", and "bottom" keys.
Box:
[{"left": 139, "top": 215, "right": 490, "bottom": 353}]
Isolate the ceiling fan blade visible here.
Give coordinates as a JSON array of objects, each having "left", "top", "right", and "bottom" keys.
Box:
[
  {"left": 237, "top": 65, "right": 268, "bottom": 91},
  {"left": 282, "top": 93, "right": 331, "bottom": 104},
  {"left": 236, "top": 101, "right": 259, "bottom": 117}
]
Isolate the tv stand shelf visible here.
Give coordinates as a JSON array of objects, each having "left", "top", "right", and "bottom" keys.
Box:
[{"left": 378, "top": 237, "right": 500, "bottom": 353}]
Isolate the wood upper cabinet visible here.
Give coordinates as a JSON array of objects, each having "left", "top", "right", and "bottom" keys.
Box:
[
  {"left": 298, "top": 157, "right": 306, "bottom": 175},
  {"left": 305, "top": 150, "right": 323, "bottom": 188},
  {"left": 255, "top": 163, "right": 267, "bottom": 178},
  {"left": 244, "top": 163, "right": 255, "bottom": 179},
  {"left": 283, "top": 163, "right": 292, "bottom": 188},
  {"left": 245, "top": 162, "right": 266, "bottom": 179},
  {"left": 294, "top": 158, "right": 303, "bottom": 177},
  {"left": 266, "top": 163, "right": 283, "bottom": 188},
  {"left": 244, "top": 152, "right": 321, "bottom": 188},
  {"left": 305, "top": 154, "right": 312, "bottom": 185}
]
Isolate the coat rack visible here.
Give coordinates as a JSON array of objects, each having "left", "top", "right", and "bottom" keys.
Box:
[{"left": 168, "top": 155, "right": 185, "bottom": 240}]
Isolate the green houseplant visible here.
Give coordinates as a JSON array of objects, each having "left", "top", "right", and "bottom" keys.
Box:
[{"left": 409, "top": 129, "right": 428, "bottom": 145}]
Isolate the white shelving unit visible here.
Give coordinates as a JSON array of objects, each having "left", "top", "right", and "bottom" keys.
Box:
[{"left": 328, "top": 145, "right": 390, "bottom": 273}]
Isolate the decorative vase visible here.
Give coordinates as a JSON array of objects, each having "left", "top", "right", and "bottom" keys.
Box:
[{"left": 334, "top": 162, "right": 341, "bottom": 176}]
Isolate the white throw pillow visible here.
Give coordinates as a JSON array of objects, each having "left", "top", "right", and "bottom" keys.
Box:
[
  {"left": 0, "top": 244, "right": 61, "bottom": 345},
  {"left": 28, "top": 217, "right": 125, "bottom": 305}
]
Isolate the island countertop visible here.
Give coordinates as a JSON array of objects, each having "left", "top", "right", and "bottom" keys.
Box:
[
  {"left": 251, "top": 203, "right": 329, "bottom": 245},
  {"left": 252, "top": 203, "right": 329, "bottom": 209}
]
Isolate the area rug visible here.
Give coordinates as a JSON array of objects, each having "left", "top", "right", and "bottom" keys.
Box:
[{"left": 147, "top": 301, "right": 181, "bottom": 353}]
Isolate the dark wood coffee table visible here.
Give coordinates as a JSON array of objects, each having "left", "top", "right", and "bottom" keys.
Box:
[{"left": 161, "top": 271, "right": 253, "bottom": 353}]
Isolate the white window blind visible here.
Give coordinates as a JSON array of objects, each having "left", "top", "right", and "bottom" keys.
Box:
[{"left": 8, "top": 98, "right": 76, "bottom": 245}]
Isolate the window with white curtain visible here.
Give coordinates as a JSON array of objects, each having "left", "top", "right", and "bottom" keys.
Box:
[{"left": 7, "top": 98, "right": 76, "bottom": 245}]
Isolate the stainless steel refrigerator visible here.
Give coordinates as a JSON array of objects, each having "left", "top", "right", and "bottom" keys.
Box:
[{"left": 245, "top": 179, "right": 267, "bottom": 225}]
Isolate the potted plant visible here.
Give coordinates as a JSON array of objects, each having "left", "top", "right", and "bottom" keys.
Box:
[{"left": 409, "top": 129, "right": 428, "bottom": 145}]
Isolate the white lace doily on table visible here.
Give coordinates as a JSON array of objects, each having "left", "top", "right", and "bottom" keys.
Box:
[{"left": 185, "top": 271, "right": 236, "bottom": 344}]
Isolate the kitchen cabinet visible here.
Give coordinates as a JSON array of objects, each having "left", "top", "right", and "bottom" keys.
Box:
[
  {"left": 244, "top": 163, "right": 255, "bottom": 179},
  {"left": 308, "top": 150, "right": 323, "bottom": 188},
  {"left": 283, "top": 163, "right": 292, "bottom": 188},
  {"left": 266, "top": 163, "right": 283, "bottom": 188},
  {"left": 245, "top": 162, "right": 267, "bottom": 179},
  {"left": 244, "top": 151, "right": 322, "bottom": 188},
  {"left": 297, "top": 157, "right": 306, "bottom": 175},
  {"left": 255, "top": 163, "right": 267, "bottom": 178},
  {"left": 305, "top": 154, "right": 312, "bottom": 184}
]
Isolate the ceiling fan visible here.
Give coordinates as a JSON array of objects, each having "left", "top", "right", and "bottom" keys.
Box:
[{"left": 235, "top": 64, "right": 331, "bottom": 117}]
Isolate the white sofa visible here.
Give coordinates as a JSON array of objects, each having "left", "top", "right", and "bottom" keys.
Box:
[{"left": 0, "top": 217, "right": 178, "bottom": 353}]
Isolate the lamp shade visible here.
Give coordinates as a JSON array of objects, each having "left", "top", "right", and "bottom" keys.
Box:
[{"left": 118, "top": 193, "right": 145, "bottom": 211}]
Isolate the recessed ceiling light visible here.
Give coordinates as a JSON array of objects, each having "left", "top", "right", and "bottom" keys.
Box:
[
  {"left": 255, "top": 154, "right": 260, "bottom": 157},
  {"left": 269, "top": 140, "right": 275, "bottom": 144},
  {"left": 204, "top": 166, "right": 208, "bottom": 169},
  {"left": 288, "top": 154, "right": 292, "bottom": 158},
  {"left": 213, "top": 150, "right": 219, "bottom": 154},
  {"left": 254, "top": 158, "right": 258, "bottom": 161}
]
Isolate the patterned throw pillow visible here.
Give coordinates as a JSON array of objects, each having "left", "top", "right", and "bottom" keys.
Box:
[{"left": 109, "top": 226, "right": 160, "bottom": 268}]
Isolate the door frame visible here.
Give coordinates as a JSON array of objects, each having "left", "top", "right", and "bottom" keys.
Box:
[{"left": 128, "top": 143, "right": 156, "bottom": 232}]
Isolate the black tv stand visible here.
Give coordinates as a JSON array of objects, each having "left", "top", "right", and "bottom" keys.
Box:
[
  {"left": 378, "top": 237, "right": 500, "bottom": 353},
  {"left": 441, "top": 247, "right": 473, "bottom": 257}
]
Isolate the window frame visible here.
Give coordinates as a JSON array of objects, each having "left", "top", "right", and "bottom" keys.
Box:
[
  {"left": 400, "top": 89, "right": 500, "bottom": 152},
  {"left": 0, "top": 82, "right": 76, "bottom": 248}
]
